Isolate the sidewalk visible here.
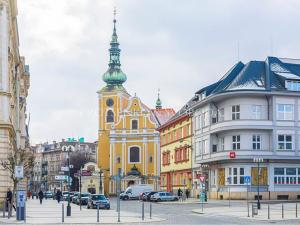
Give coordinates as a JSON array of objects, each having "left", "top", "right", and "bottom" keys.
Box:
[
  {"left": 0, "top": 199, "right": 164, "bottom": 224},
  {"left": 192, "top": 202, "right": 300, "bottom": 221}
]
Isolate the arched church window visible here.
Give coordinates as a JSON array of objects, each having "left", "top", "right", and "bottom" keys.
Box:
[
  {"left": 131, "top": 119, "right": 138, "bottom": 130},
  {"left": 129, "top": 146, "right": 140, "bottom": 163},
  {"left": 106, "top": 110, "right": 114, "bottom": 123}
]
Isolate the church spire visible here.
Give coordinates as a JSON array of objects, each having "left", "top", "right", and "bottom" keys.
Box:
[
  {"left": 156, "top": 89, "right": 162, "bottom": 109},
  {"left": 102, "top": 8, "right": 127, "bottom": 88}
]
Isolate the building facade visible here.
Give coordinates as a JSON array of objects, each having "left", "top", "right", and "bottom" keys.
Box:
[
  {"left": 158, "top": 113, "right": 192, "bottom": 194},
  {"left": 0, "top": 0, "right": 30, "bottom": 201},
  {"left": 32, "top": 140, "right": 97, "bottom": 191},
  {"left": 97, "top": 17, "right": 173, "bottom": 194},
  {"left": 192, "top": 57, "right": 300, "bottom": 200}
]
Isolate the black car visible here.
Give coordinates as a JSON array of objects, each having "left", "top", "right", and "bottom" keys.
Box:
[
  {"left": 77, "top": 193, "right": 90, "bottom": 205},
  {"left": 143, "top": 191, "right": 157, "bottom": 201},
  {"left": 87, "top": 194, "right": 110, "bottom": 209}
]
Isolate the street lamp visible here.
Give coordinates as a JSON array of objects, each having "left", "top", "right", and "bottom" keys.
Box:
[
  {"left": 62, "top": 146, "right": 73, "bottom": 216},
  {"left": 253, "top": 157, "right": 263, "bottom": 210}
]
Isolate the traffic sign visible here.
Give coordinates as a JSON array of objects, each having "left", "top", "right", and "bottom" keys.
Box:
[
  {"left": 55, "top": 175, "right": 68, "bottom": 180},
  {"left": 199, "top": 175, "right": 205, "bottom": 183},
  {"left": 200, "top": 183, "right": 205, "bottom": 189},
  {"left": 244, "top": 176, "right": 251, "bottom": 184},
  {"left": 15, "top": 166, "right": 24, "bottom": 178},
  {"left": 61, "top": 166, "right": 69, "bottom": 172}
]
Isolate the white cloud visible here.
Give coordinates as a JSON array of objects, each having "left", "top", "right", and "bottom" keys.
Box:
[{"left": 17, "top": 0, "right": 300, "bottom": 144}]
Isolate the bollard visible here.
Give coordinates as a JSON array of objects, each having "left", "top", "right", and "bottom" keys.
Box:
[
  {"left": 142, "top": 201, "right": 144, "bottom": 221},
  {"left": 97, "top": 204, "right": 99, "bottom": 222},
  {"left": 268, "top": 204, "right": 270, "bottom": 219},
  {"left": 247, "top": 202, "right": 249, "bottom": 217},
  {"left": 3, "top": 201, "right": 6, "bottom": 218},
  {"left": 296, "top": 203, "right": 298, "bottom": 218},
  {"left": 150, "top": 202, "right": 152, "bottom": 219},
  {"left": 62, "top": 203, "right": 64, "bottom": 223},
  {"left": 282, "top": 203, "right": 284, "bottom": 219},
  {"left": 24, "top": 202, "right": 26, "bottom": 223}
]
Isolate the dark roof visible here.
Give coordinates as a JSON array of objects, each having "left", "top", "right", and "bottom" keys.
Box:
[{"left": 196, "top": 56, "right": 300, "bottom": 97}]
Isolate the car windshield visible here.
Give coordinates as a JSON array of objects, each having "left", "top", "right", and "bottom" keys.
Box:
[
  {"left": 81, "top": 193, "right": 89, "bottom": 198},
  {"left": 166, "top": 192, "right": 171, "bottom": 196},
  {"left": 74, "top": 193, "right": 79, "bottom": 197},
  {"left": 63, "top": 192, "right": 69, "bottom": 195},
  {"left": 92, "top": 195, "right": 106, "bottom": 200}
]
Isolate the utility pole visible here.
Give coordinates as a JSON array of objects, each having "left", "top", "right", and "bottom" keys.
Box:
[{"left": 66, "top": 148, "right": 71, "bottom": 216}]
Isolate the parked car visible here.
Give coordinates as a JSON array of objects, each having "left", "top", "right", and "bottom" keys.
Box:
[
  {"left": 77, "top": 193, "right": 90, "bottom": 205},
  {"left": 72, "top": 192, "right": 79, "bottom": 204},
  {"left": 150, "top": 192, "right": 179, "bottom": 202},
  {"left": 62, "top": 191, "right": 71, "bottom": 201},
  {"left": 45, "top": 191, "right": 54, "bottom": 199},
  {"left": 142, "top": 191, "right": 157, "bottom": 201},
  {"left": 139, "top": 191, "right": 150, "bottom": 200},
  {"left": 87, "top": 194, "right": 110, "bottom": 210},
  {"left": 120, "top": 185, "right": 153, "bottom": 200}
]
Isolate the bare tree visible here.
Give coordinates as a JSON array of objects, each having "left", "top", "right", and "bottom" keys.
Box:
[
  {"left": 69, "top": 151, "right": 92, "bottom": 191},
  {"left": 1, "top": 148, "right": 35, "bottom": 209}
]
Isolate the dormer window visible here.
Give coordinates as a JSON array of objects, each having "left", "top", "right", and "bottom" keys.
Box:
[
  {"left": 254, "top": 79, "right": 264, "bottom": 87},
  {"left": 286, "top": 80, "right": 300, "bottom": 91}
]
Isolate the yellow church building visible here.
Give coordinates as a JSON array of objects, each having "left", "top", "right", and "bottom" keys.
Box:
[{"left": 97, "top": 16, "right": 174, "bottom": 194}]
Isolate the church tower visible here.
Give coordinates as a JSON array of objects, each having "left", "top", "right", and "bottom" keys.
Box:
[{"left": 97, "top": 12, "right": 173, "bottom": 194}]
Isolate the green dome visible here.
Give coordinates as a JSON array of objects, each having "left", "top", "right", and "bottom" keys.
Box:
[{"left": 103, "top": 68, "right": 127, "bottom": 85}]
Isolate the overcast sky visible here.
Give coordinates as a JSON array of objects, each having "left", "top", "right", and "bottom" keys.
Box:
[{"left": 18, "top": 0, "right": 300, "bottom": 144}]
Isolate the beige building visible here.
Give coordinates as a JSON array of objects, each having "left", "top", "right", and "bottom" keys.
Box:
[{"left": 0, "top": 0, "right": 30, "bottom": 202}]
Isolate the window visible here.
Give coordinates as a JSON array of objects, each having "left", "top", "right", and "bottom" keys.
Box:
[
  {"left": 232, "top": 135, "right": 240, "bottom": 150},
  {"left": 203, "top": 112, "right": 209, "bottom": 126},
  {"left": 106, "top": 110, "right": 114, "bottom": 123},
  {"left": 211, "top": 110, "right": 217, "bottom": 124},
  {"left": 219, "top": 137, "right": 225, "bottom": 151},
  {"left": 274, "top": 167, "right": 300, "bottom": 184},
  {"left": 286, "top": 80, "right": 300, "bottom": 91},
  {"left": 116, "top": 157, "right": 121, "bottom": 164},
  {"left": 218, "top": 108, "right": 224, "bottom": 122},
  {"left": 252, "top": 105, "right": 262, "bottom": 119},
  {"left": 252, "top": 135, "right": 261, "bottom": 150},
  {"left": 149, "top": 156, "right": 153, "bottom": 163},
  {"left": 203, "top": 140, "right": 208, "bottom": 154},
  {"left": 228, "top": 167, "right": 245, "bottom": 185},
  {"left": 277, "top": 104, "right": 294, "bottom": 120},
  {"left": 232, "top": 105, "right": 240, "bottom": 120},
  {"left": 131, "top": 119, "right": 138, "bottom": 130},
  {"left": 129, "top": 146, "right": 140, "bottom": 163},
  {"left": 278, "top": 134, "right": 293, "bottom": 150}
]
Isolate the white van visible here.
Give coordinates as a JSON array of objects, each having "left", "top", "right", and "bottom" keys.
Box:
[{"left": 120, "top": 184, "right": 153, "bottom": 200}]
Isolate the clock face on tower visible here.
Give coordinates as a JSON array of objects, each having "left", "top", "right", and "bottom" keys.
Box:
[{"left": 106, "top": 98, "right": 114, "bottom": 107}]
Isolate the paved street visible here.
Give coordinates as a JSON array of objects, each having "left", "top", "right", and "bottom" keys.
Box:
[
  {"left": 110, "top": 198, "right": 300, "bottom": 224},
  {"left": 1, "top": 198, "right": 300, "bottom": 224}
]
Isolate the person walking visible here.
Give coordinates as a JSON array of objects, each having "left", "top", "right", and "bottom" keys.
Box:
[
  {"left": 185, "top": 189, "right": 190, "bottom": 199},
  {"left": 6, "top": 188, "right": 16, "bottom": 212},
  {"left": 38, "top": 190, "right": 44, "bottom": 204},
  {"left": 56, "top": 189, "right": 62, "bottom": 203},
  {"left": 177, "top": 188, "right": 183, "bottom": 201}
]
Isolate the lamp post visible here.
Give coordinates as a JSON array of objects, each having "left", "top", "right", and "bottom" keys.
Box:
[
  {"left": 62, "top": 146, "right": 73, "bottom": 216},
  {"left": 253, "top": 157, "right": 263, "bottom": 210}
]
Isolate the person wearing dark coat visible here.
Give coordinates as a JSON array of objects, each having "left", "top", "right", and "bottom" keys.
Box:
[
  {"left": 6, "top": 188, "right": 16, "bottom": 211},
  {"left": 185, "top": 189, "right": 190, "bottom": 199},
  {"left": 38, "top": 190, "right": 44, "bottom": 204},
  {"left": 56, "top": 190, "right": 62, "bottom": 203},
  {"left": 177, "top": 188, "right": 183, "bottom": 197}
]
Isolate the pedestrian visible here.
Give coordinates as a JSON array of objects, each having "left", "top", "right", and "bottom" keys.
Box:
[
  {"left": 177, "top": 188, "right": 183, "bottom": 200},
  {"left": 38, "top": 190, "right": 44, "bottom": 204},
  {"left": 56, "top": 189, "right": 62, "bottom": 203},
  {"left": 6, "top": 188, "right": 16, "bottom": 212},
  {"left": 186, "top": 189, "right": 190, "bottom": 199}
]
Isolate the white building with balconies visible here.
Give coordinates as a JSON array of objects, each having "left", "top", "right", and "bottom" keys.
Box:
[{"left": 191, "top": 57, "right": 300, "bottom": 200}]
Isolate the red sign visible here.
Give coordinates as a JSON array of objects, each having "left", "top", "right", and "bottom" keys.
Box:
[
  {"left": 229, "top": 152, "right": 236, "bottom": 158},
  {"left": 199, "top": 175, "right": 205, "bottom": 183}
]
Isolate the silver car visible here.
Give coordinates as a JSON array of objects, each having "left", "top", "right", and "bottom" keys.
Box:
[{"left": 150, "top": 192, "right": 179, "bottom": 202}]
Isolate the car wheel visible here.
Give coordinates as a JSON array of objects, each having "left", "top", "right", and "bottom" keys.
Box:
[
  {"left": 87, "top": 205, "right": 90, "bottom": 209},
  {"left": 124, "top": 196, "right": 129, "bottom": 200}
]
